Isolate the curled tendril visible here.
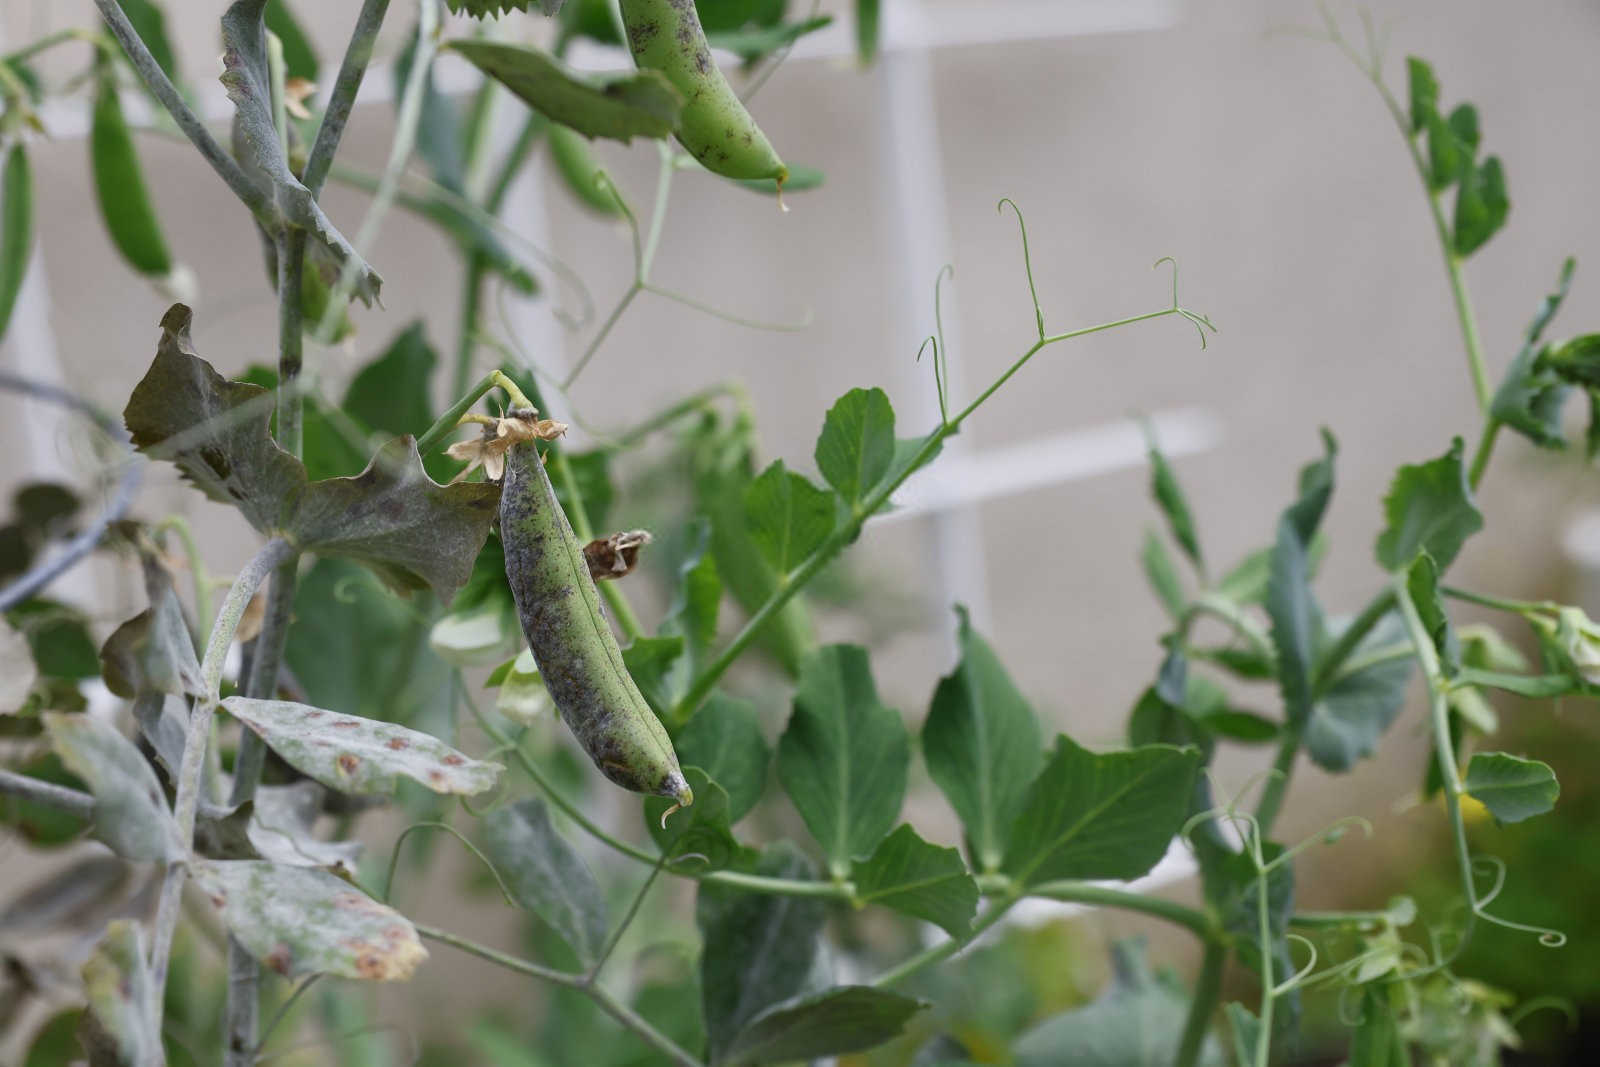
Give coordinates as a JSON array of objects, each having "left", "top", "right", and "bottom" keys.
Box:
[
  {"left": 1262, "top": 814, "right": 1375, "bottom": 875},
  {"left": 997, "top": 198, "right": 1045, "bottom": 339},
  {"left": 641, "top": 282, "right": 814, "bottom": 334},
  {"left": 915, "top": 335, "right": 946, "bottom": 424},
  {"left": 1507, "top": 995, "right": 1579, "bottom": 1031},
  {"left": 1271, "top": 933, "right": 1320, "bottom": 996},
  {"left": 933, "top": 263, "right": 955, "bottom": 421},
  {"left": 1471, "top": 855, "right": 1509, "bottom": 910},
  {"left": 382, "top": 821, "right": 521, "bottom": 911},
  {"left": 1153, "top": 256, "right": 1218, "bottom": 350},
  {"left": 1335, "top": 983, "right": 1368, "bottom": 1027}
]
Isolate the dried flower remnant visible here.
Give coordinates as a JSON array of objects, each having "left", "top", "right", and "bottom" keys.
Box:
[
  {"left": 446, "top": 409, "right": 567, "bottom": 482},
  {"left": 584, "top": 529, "right": 653, "bottom": 581}
]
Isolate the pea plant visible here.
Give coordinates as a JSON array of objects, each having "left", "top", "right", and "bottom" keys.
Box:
[{"left": 0, "top": 2, "right": 1593, "bottom": 1065}]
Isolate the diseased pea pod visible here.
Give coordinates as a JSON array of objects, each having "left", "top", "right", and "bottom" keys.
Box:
[
  {"left": 0, "top": 142, "right": 32, "bottom": 341},
  {"left": 90, "top": 58, "right": 175, "bottom": 280},
  {"left": 500, "top": 428, "right": 692, "bottom": 806},
  {"left": 618, "top": 0, "right": 787, "bottom": 183}
]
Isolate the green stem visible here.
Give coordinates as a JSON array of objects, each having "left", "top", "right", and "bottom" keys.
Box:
[
  {"left": 153, "top": 515, "right": 213, "bottom": 633},
  {"left": 415, "top": 924, "right": 704, "bottom": 1067},
  {"left": 1253, "top": 830, "right": 1275, "bottom": 1067},
  {"left": 1175, "top": 940, "right": 1227, "bottom": 1067},
  {"left": 1438, "top": 584, "right": 1543, "bottom": 615},
  {"left": 416, "top": 369, "right": 532, "bottom": 455},
  {"left": 485, "top": 113, "right": 546, "bottom": 215},
  {"left": 276, "top": 229, "right": 307, "bottom": 458},
  {"left": 671, "top": 304, "right": 1191, "bottom": 722},
  {"left": 1468, "top": 417, "right": 1499, "bottom": 491},
  {"left": 301, "top": 0, "right": 391, "bottom": 200},
  {"left": 0, "top": 767, "right": 94, "bottom": 817},
  {"left": 1027, "top": 882, "right": 1216, "bottom": 941},
  {"left": 228, "top": 554, "right": 299, "bottom": 807},
  {"left": 872, "top": 893, "right": 1018, "bottom": 988}
]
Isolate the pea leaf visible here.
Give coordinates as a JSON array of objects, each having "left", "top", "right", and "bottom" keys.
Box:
[
  {"left": 1140, "top": 529, "right": 1185, "bottom": 619},
  {"left": 1266, "top": 430, "right": 1337, "bottom": 727},
  {"left": 1347, "top": 988, "right": 1405, "bottom": 1067},
  {"left": 446, "top": 0, "right": 542, "bottom": 16},
  {"left": 44, "top": 712, "right": 182, "bottom": 862},
  {"left": 0, "top": 144, "right": 29, "bottom": 342},
  {"left": 745, "top": 460, "right": 837, "bottom": 575},
  {"left": 815, "top": 387, "right": 896, "bottom": 506},
  {"left": 0, "top": 617, "right": 35, "bottom": 711},
  {"left": 248, "top": 782, "right": 363, "bottom": 875},
  {"left": 1142, "top": 421, "right": 1203, "bottom": 569},
  {"left": 697, "top": 844, "right": 827, "bottom": 1065},
  {"left": 221, "top": 0, "right": 381, "bottom": 305},
  {"left": 1423, "top": 106, "right": 1475, "bottom": 192},
  {"left": 850, "top": 824, "right": 977, "bottom": 938},
  {"left": 221, "top": 696, "right": 502, "bottom": 795},
  {"left": 344, "top": 322, "right": 438, "bottom": 441},
  {"left": 481, "top": 797, "right": 608, "bottom": 965},
  {"left": 446, "top": 40, "right": 683, "bottom": 143},
  {"left": 1463, "top": 752, "right": 1559, "bottom": 823},
  {"left": 621, "top": 635, "right": 685, "bottom": 718},
  {"left": 857, "top": 0, "right": 881, "bottom": 64},
  {"left": 645, "top": 767, "right": 742, "bottom": 871},
  {"left": 191, "top": 860, "right": 425, "bottom": 980},
  {"left": 114, "top": 0, "right": 180, "bottom": 83},
  {"left": 778, "top": 644, "right": 907, "bottom": 876},
  {"left": 124, "top": 305, "right": 307, "bottom": 532},
  {"left": 1304, "top": 614, "right": 1411, "bottom": 772},
  {"left": 1406, "top": 56, "right": 1440, "bottom": 133},
  {"left": 1374, "top": 438, "right": 1483, "bottom": 573},
  {"left": 99, "top": 585, "right": 202, "bottom": 699},
  {"left": 1407, "top": 552, "right": 1459, "bottom": 674},
  {"left": 922, "top": 606, "right": 1044, "bottom": 872},
  {"left": 1227, "top": 1003, "right": 1263, "bottom": 1067},
  {"left": 1013, "top": 938, "right": 1221, "bottom": 1067},
  {"left": 676, "top": 695, "right": 769, "bottom": 822},
  {"left": 81, "top": 921, "right": 160, "bottom": 1067},
  {"left": 289, "top": 437, "right": 501, "bottom": 601},
  {"left": 1452, "top": 155, "right": 1509, "bottom": 258},
  {"left": 658, "top": 522, "right": 722, "bottom": 702},
  {"left": 720, "top": 985, "right": 925, "bottom": 1067},
  {"left": 1492, "top": 260, "right": 1578, "bottom": 450},
  {"left": 1002, "top": 736, "right": 1199, "bottom": 888}
]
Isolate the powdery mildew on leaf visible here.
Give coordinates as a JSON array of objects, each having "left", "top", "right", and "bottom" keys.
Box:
[
  {"left": 191, "top": 860, "right": 426, "bottom": 980},
  {"left": 222, "top": 696, "right": 502, "bottom": 796}
]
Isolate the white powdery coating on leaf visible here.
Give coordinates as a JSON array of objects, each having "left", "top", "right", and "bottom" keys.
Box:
[{"left": 221, "top": 697, "right": 501, "bottom": 796}]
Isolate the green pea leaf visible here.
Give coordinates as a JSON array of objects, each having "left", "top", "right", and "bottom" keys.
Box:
[
  {"left": 1140, "top": 528, "right": 1185, "bottom": 619},
  {"left": 1374, "top": 438, "right": 1483, "bottom": 573},
  {"left": 80, "top": 921, "right": 160, "bottom": 1067},
  {"left": 446, "top": 39, "right": 683, "bottom": 143},
  {"left": 1226, "top": 1003, "right": 1263, "bottom": 1067},
  {"left": 221, "top": 0, "right": 381, "bottom": 306},
  {"left": 697, "top": 844, "right": 827, "bottom": 1064},
  {"left": 1423, "top": 106, "right": 1474, "bottom": 192},
  {"left": 1014, "top": 938, "right": 1222, "bottom": 1066},
  {"left": 90, "top": 61, "right": 175, "bottom": 279},
  {"left": 922, "top": 606, "right": 1043, "bottom": 872},
  {"left": 621, "top": 634, "right": 685, "bottom": 718},
  {"left": 1406, "top": 56, "right": 1440, "bottom": 133},
  {"left": 0, "top": 143, "right": 33, "bottom": 342},
  {"left": 676, "top": 695, "right": 769, "bottom": 822},
  {"left": 850, "top": 824, "right": 978, "bottom": 939},
  {"left": 1002, "top": 737, "right": 1200, "bottom": 888},
  {"left": 344, "top": 322, "right": 438, "bottom": 441},
  {"left": 815, "top": 387, "right": 896, "bottom": 507},
  {"left": 706, "top": 15, "right": 834, "bottom": 64},
  {"left": 264, "top": 0, "right": 318, "bottom": 83},
  {"left": 482, "top": 797, "right": 608, "bottom": 965},
  {"left": 446, "top": 0, "right": 543, "bottom": 16},
  {"left": 744, "top": 460, "right": 837, "bottom": 575},
  {"left": 1406, "top": 552, "right": 1459, "bottom": 674},
  {"left": 658, "top": 521, "right": 722, "bottom": 702},
  {"left": 645, "top": 767, "right": 742, "bottom": 871},
  {"left": 1452, "top": 155, "right": 1509, "bottom": 258},
  {"left": 1347, "top": 988, "right": 1405, "bottom": 1067},
  {"left": 1266, "top": 431, "right": 1337, "bottom": 726},
  {"left": 1304, "top": 614, "right": 1411, "bottom": 772},
  {"left": 1142, "top": 421, "right": 1203, "bottom": 570},
  {"left": 1490, "top": 259, "right": 1577, "bottom": 450},
  {"left": 43, "top": 712, "right": 182, "bottom": 862},
  {"left": 9, "top": 598, "right": 101, "bottom": 680},
  {"left": 720, "top": 985, "right": 926, "bottom": 1067},
  {"left": 221, "top": 696, "right": 503, "bottom": 795},
  {"left": 190, "top": 860, "right": 425, "bottom": 980},
  {"left": 1463, "top": 752, "right": 1559, "bottom": 823},
  {"left": 778, "top": 644, "right": 908, "bottom": 877}
]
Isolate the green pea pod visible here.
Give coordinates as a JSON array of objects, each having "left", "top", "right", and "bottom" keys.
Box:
[
  {"left": 618, "top": 0, "right": 787, "bottom": 183},
  {"left": 90, "top": 64, "right": 175, "bottom": 279},
  {"left": 548, "top": 123, "right": 624, "bottom": 216},
  {"left": 500, "top": 431, "right": 692, "bottom": 806},
  {"left": 0, "top": 142, "right": 32, "bottom": 342}
]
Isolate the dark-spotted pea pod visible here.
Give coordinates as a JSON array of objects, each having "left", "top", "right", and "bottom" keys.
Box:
[
  {"left": 618, "top": 0, "right": 787, "bottom": 183},
  {"left": 499, "top": 427, "right": 692, "bottom": 806}
]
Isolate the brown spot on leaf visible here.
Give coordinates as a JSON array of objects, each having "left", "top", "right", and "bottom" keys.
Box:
[
  {"left": 337, "top": 753, "right": 360, "bottom": 776},
  {"left": 441, "top": 753, "right": 465, "bottom": 766},
  {"left": 386, "top": 737, "right": 409, "bottom": 750},
  {"left": 334, "top": 720, "right": 360, "bottom": 729},
  {"left": 265, "top": 943, "right": 293, "bottom": 976}
]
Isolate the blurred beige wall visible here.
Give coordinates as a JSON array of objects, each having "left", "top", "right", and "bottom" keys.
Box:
[{"left": 4, "top": 0, "right": 1600, "bottom": 1048}]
